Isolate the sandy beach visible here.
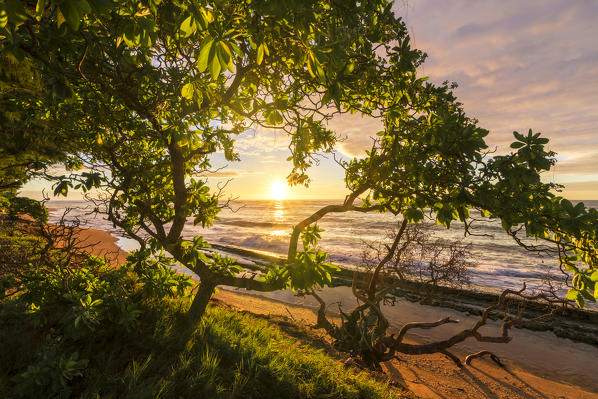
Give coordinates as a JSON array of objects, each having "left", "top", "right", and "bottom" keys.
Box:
[
  {"left": 213, "top": 289, "right": 598, "bottom": 399},
  {"left": 73, "top": 226, "right": 129, "bottom": 266},
  {"left": 81, "top": 227, "right": 598, "bottom": 399}
]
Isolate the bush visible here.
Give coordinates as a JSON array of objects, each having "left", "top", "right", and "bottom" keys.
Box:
[
  {"left": 0, "top": 193, "right": 48, "bottom": 223},
  {"left": 0, "top": 241, "right": 192, "bottom": 397},
  {"left": 1, "top": 251, "right": 402, "bottom": 398}
]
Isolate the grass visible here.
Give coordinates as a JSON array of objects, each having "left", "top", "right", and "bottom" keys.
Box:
[
  {"left": 0, "top": 215, "right": 409, "bottom": 398},
  {"left": 0, "top": 296, "right": 407, "bottom": 398}
]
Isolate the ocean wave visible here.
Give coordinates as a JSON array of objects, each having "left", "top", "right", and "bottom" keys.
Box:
[
  {"left": 216, "top": 234, "right": 289, "bottom": 254},
  {"left": 217, "top": 219, "right": 290, "bottom": 229},
  {"left": 474, "top": 267, "right": 560, "bottom": 281},
  {"left": 47, "top": 200, "right": 575, "bottom": 295}
]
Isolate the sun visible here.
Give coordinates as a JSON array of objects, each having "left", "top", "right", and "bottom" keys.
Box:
[{"left": 270, "top": 180, "right": 288, "bottom": 201}]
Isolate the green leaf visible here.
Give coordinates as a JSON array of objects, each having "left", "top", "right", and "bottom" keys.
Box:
[
  {"left": 219, "top": 41, "right": 233, "bottom": 59},
  {"left": 590, "top": 270, "right": 598, "bottom": 282},
  {"left": 60, "top": 0, "right": 84, "bottom": 31},
  {"left": 216, "top": 42, "right": 231, "bottom": 72},
  {"left": 580, "top": 289, "right": 596, "bottom": 302},
  {"left": 219, "top": 42, "right": 234, "bottom": 72},
  {"left": 576, "top": 294, "right": 585, "bottom": 308},
  {"left": 197, "top": 37, "right": 214, "bottom": 73},
  {"left": 404, "top": 207, "right": 423, "bottom": 223},
  {"left": 2, "top": 0, "right": 29, "bottom": 27},
  {"left": 88, "top": 0, "right": 114, "bottom": 14},
  {"left": 200, "top": 8, "right": 213, "bottom": 24},
  {"left": 513, "top": 131, "right": 525, "bottom": 142},
  {"left": 561, "top": 198, "right": 573, "bottom": 213},
  {"left": 566, "top": 288, "right": 578, "bottom": 301},
  {"left": 53, "top": 181, "right": 70, "bottom": 197},
  {"left": 36, "top": 0, "right": 49, "bottom": 17},
  {"left": 0, "top": 7, "right": 7, "bottom": 28},
  {"left": 257, "top": 43, "right": 265, "bottom": 65},
  {"left": 181, "top": 83, "right": 194, "bottom": 99},
  {"left": 79, "top": 0, "right": 91, "bottom": 14},
  {"left": 344, "top": 62, "right": 355, "bottom": 74},
  {"left": 315, "top": 61, "right": 325, "bottom": 82},
  {"left": 210, "top": 48, "right": 221, "bottom": 79},
  {"left": 307, "top": 57, "right": 315, "bottom": 78},
  {"left": 180, "top": 15, "right": 196, "bottom": 37},
  {"left": 228, "top": 41, "right": 243, "bottom": 57}
]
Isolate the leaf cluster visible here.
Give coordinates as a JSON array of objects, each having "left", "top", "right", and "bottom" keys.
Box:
[{"left": 267, "top": 224, "right": 338, "bottom": 291}]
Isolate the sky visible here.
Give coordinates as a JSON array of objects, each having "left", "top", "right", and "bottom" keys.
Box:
[{"left": 22, "top": 0, "right": 598, "bottom": 201}]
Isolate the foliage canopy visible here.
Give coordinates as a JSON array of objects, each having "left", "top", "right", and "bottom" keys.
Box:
[{"left": 0, "top": 0, "right": 597, "bottom": 320}]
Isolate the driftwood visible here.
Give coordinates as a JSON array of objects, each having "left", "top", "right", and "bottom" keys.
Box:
[
  {"left": 301, "top": 220, "right": 569, "bottom": 370},
  {"left": 465, "top": 350, "right": 505, "bottom": 367},
  {"left": 310, "top": 282, "right": 567, "bottom": 369}
]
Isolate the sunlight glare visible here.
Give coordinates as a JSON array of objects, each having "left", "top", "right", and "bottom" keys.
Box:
[{"left": 270, "top": 180, "right": 288, "bottom": 201}]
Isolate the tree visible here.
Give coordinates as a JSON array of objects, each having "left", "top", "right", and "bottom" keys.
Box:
[
  {"left": 1, "top": 0, "right": 429, "bottom": 320},
  {"left": 0, "top": 54, "right": 75, "bottom": 191},
  {"left": 285, "top": 83, "right": 598, "bottom": 366},
  {"left": 1, "top": 0, "right": 596, "bottom": 352}
]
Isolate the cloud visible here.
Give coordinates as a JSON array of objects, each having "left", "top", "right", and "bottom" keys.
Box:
[
  {"left": 234, "top": 115, "right": 383, "bottom": 159},
  {"left": 552, "top": 152, "right": 598, "bottom": 175},
  {"left": 198, "top": 169, "right": 264, "bottom": 179},
  {"left": 325, "top": 113, "right": 383, "bottom": 157},
  {"left": 395, "top": 0, "right": 598, "bottom": 161},
  {"left": 311, "top": 1, "right": 598, "bottom": 176},
  {"left": 561, "top": 180, "right": 598, "bottom": 190},
  {"left": 557, "top": 180, "right": 598, "bottom": 200},
  {"left": 234, "top": 128, "right": 290, "bottom": 155}
]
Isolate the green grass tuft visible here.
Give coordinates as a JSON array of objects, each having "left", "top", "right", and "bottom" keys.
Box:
[{"left": 1, "top": 297, "right": 405, "bottom": 398}]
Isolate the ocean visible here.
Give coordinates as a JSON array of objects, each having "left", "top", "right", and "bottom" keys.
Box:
[{"left": 47, "top": 199, "right": 598, "bottom": 298}]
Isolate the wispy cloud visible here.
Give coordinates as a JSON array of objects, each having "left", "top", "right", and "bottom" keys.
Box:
[
  {"left": 398, "top": 0, "right": 598, "bottom": 156},
  {"left": 202, "top": 169, "right": 264, "bottom": 179},
  {"left": 234, "top": 128, "right": 289, "bottom": 155},
  {"left": 551, "top": 152, "right": 598, "bottom": 175},
  {"left": 325, "top": 113, "right": 383, "bottom": 158}
]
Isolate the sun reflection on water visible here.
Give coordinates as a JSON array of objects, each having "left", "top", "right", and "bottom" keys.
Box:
[
  {"left": 272, "top": 201, "right": 286, "bottom": 223},
  {"left": 268, "top": 230, "right": 289, "bottom": 237},
  {"left": 269, "top": 201, "right": 289, "bottom": 237}
]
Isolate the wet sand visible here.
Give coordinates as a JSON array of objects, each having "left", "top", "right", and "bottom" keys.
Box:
[{"left": 73, "top": 226, "right": 129, "bottom": 266}]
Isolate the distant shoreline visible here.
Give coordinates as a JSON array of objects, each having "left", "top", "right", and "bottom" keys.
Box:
[{"left": 210, "top": 242, "right": 598, "bottom": 344}]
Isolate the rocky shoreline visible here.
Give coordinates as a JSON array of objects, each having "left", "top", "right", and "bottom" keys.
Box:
[{"left": 208, "top": 243, "right": 598, "bottom": 348}]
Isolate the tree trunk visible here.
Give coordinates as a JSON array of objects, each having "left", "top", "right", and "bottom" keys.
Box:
[{"left": 188, "top": 279, "right": 216, "bottom": 322}]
